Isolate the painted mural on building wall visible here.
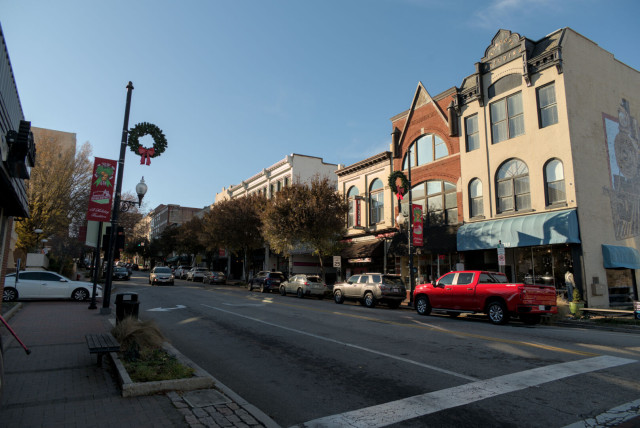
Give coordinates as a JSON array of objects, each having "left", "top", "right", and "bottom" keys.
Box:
[{"left": 604, "top": 99, "right": 640, "bottom": 239}]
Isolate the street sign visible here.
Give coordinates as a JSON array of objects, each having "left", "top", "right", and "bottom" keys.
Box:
[
  {"left": 333, "top": 256, "right": 341, "bottom": 268},
  {"left": 497, "top": 243, "right": 505, "bottom": 266}
]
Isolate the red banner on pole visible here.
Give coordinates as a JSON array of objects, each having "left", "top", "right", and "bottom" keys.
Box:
[
  {"left": 412, "top": 204, "right": 423, "bottom": 246},
  {"left": 87, "top": 157, "right": 117, "bottom": 222}
]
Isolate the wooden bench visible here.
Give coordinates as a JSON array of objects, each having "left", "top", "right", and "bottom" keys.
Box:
[
  {"left": 579, "top": 308, "right": 635, "bottom": 318},
  {"left": 85, "top": 333, "right": 120, "bottom": 366}
]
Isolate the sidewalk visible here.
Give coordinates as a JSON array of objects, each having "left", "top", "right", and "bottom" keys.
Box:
[{"left": 0, "top": 301, "right": 279, "bottom": 428}]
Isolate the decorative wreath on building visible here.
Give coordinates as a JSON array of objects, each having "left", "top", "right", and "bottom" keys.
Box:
[
  {"left": 127, "top": 122, "right": 167, "bottom": 165},
  {"left": 388, "top": 171, "right": 409, "bottom": 200}
]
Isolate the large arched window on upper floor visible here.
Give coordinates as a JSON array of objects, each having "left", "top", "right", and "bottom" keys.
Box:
[
  {"left": 402, "top": 134, "right": 448, "bottom": 170},
  {"left": 401, "top": 180, "right": 458, "bottom": 226},
  {"left": 469, "top": 178, "right": 484, "bottom": 218},
  {"left": 347, "top": 186, "right": 359, "bottom": 228},
  {"left": 544, "top": 158, "right": 566, "bottom": 205},
  {"left": 369, "top": 179, "right": 384, "bottom": 225},
  {"left": 496, "top": 159, "right": 530, "bottom": 213}
]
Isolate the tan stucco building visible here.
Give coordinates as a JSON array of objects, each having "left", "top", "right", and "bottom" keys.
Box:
[{"left": 454, "top": 28, "right": 640, "bottom": 308}]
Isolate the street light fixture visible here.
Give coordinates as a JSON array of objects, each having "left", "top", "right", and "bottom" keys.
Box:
[
  {"left": 33, "top": 228, "right": 43, "bottom": 252},
  {"left": 120, "top": 177, "right": 148, "bottom": 212}
]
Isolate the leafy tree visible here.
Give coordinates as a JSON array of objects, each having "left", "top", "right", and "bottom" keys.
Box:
[
  {"left": 177, "top": 216, "right": 205, "bottom": 262},
  {"left": 262, "top": 176, "right": 347, "bottom": 279},
  {"left": 202, "top": 194, "right": 265, "bottom": 280},
  {"left": 15, "top": 136, "right": 93, "bottom": 271}
]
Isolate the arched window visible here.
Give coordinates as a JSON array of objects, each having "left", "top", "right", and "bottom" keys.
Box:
[
  {"left": 401, "top": 180, "right": 457, "bottom": 226},
  {"left": 369, "top": 179, "right": 384, "bottom": 225},
  {"left": 496, "top": 159, "right": 530, "bottom": 213},
  {"left": 469, "top": 178, "right": 484, "bottom": 218},
  {"left": 402, "top": 134, "right": 448, "bottom": 170},
  {"left": 544, "top": 159, "right": 566, "bottom": 205},
  {"left": 347, "top": 186, "right": 359, "bottom": 228}
]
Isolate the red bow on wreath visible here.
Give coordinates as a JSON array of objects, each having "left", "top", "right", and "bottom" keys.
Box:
[
  {"left": 396, "top": 186, "right": 404, "bottom": 200},
  {"left": 138, "top": 146, "right": 155, "bottom": 165}
]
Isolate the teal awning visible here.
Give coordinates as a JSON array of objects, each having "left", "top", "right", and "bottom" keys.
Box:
[
  {"left": 602, "top": 244, "right": 640, "bottom": 269},
  {"left": 457, "top": 209, "right": 580, "bottom": 251}
]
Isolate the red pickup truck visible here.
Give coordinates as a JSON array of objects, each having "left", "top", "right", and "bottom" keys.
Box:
[{"left": 413, "top": 270, "right": 557, "bottom": 325}]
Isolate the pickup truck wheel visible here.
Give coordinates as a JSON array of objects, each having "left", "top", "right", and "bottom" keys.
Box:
[
  {"left": 247, "top": 283, "right": 252, "bottom": 291},
  {"left": 363, "top": 292, "right": 376, "bottom": 308},
  {"left": 334, "top": 290, "right": 344, "bottom": 304},
  {"left": 415, "top": 296, "right": 431, "bottom": 316},
  {"left": 279, "top": 286, "right": 286, "bottom": 296},
  {"left": 487, "top": 301, "right": 509, "bottom": 325},
  {"left": 521, "top": 314, "right": 541, "bottom": 325},
  {"left": 297, "top": 288, "right": 304, "bottom": 298}
]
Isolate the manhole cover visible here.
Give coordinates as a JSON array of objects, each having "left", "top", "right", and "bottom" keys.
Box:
[{"left": 183, "top": 389, "right": 230, "bottom": 408}]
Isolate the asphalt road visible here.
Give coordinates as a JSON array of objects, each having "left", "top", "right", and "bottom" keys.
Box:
[{"left": 117, "top": 272, "right": 640, "bottom": 427}]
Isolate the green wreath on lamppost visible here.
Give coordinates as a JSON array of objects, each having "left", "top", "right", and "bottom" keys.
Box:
[
  {"left": 388, "top": 171, "right": 409, "bottom": 200},
  {"left": 127, "top": 122, "right": 167, "bottom": 165}
]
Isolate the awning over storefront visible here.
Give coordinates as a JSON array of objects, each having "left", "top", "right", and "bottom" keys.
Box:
[
  {"left": 457, "top": 209, "right": 581, "bottom": 251},
  {"left": 341, "top": 239, "right": 383, "bottom": 260},
  {"left": 602, "top": 244, "right": 640, "bottom": 269}
]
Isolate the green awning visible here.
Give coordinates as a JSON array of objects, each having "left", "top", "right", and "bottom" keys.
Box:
[
  {"left": 457, "top": 209, "right": 580, "bottom": 251},
  {"left": 602, "top": 244, "right": 640, "bottom": 269}
]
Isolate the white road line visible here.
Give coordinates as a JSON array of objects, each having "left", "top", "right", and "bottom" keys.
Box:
[
  {"left": 561, "top": 398, "right": 640, "bottom": 428},
  {"left": 297, "top": 355, "right": 636, "bottom": 428},
  {"left": 201, "top": 304, "right": 479, "bottom": 382}
]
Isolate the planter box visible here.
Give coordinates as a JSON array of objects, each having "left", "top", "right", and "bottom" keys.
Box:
[{"left": 110, "top": 342, "right": 214, "bottom": 397}]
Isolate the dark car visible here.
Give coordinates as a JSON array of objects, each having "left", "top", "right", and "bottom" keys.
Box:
[
  {"left": 247, "top": 271, "right": 285, "bottom": 293},
  {"left": 203, "top": 271, "right": 226, "bottom": 285},
  {"left": 112, "top": 267, "right": 130, "bottom": 281}
]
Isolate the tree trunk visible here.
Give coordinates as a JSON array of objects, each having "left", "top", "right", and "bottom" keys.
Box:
[{"left": 317, "top": 253, "right": 325, "bottom": 281}]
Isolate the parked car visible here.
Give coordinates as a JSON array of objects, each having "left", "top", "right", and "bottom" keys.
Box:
[
  {"left": 248, "top": 271, "right": 285, "bottom": 293},
  {"left": 186, "top": 267, "right": 209, "bottom": 282},
  {"left": 413, "top": 270, "right": 557, "bottom": 325},
  {"left": 112, "top": 266, "right": 130, "bottom": 281},
  {"left": 2, "top": 271, "right": 102, "bottom": 302},
  {"left": 333, "top": 273, "right": 406, "bottom": 308},
  {"left": 203, "top": 271, "right": 226, "bottom": 284},
  {"left": 174, "top": 265, "right": 191, "bottom": 279},
  {"left": 279, "top": 274, "right": 326, "bottom": 298},
  {"left": 149, "top": 266, "right": 175, "bottom": 286}
]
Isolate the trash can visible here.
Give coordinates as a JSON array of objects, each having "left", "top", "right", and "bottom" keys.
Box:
[{"left": 115, "top": 292, "right": 140, "bottom": 324}]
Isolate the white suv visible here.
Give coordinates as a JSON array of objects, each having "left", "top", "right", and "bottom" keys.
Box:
[{"left": 174, "top": 265, "right": 191, "bottom": 279}]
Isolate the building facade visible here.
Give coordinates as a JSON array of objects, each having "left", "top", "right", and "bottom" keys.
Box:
[
  {"left": 336, "top": 152, "right": 396, "bottom": 278},
  {"left": 0, "top": 24, "right": 35, "bottom": 302},
  {"left": 215, "top": 153, "right": 339, "bottom": 280},
  {"left": 453, "top": 28, "right": 640, "bottom": 308},
  {"left": 389, "top": 83, "right": 463, "bottom": 286},
  {"left": 149, "top": 204, "right": 202, "bottom": 241}
]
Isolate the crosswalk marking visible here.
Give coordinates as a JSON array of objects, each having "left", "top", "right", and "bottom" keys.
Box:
[{"left": 297, "top": 356, "right": 636, "bottom": 428}]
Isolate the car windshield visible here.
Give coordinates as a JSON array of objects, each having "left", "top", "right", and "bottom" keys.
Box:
[
  {"left": 382, "top": 276, "right": 404, "bottom": 287},
  {"left": 215, "top": 272, "right": 225, "bottom": 275},
  {"left": 116, "top": 267, "right": 127, "bottom": 272},
  {"left": 268, "top": 273, "right": 284, "bottom": 279},
  {"left": 155, "top": 267, "right": 172, "bottom": 273}
]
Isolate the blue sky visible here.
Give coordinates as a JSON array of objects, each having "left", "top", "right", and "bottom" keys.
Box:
[{"left": 2, "top": 0, "right": 639, "bottom": 212}]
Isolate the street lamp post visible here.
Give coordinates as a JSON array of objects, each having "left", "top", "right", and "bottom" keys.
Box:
[
  {"left": 101, "top": 82, "right": 135, "bottom": 315},
  {"left": 396, "top": 145, "right": 415, "bottom": 305},
  {"left": 33, "top": 228, "right": 43, "bottom": 252}
]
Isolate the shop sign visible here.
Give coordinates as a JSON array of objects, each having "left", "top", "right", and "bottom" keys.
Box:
[{"left": 348, "top": 258, "right": 371, "bottom": 264}]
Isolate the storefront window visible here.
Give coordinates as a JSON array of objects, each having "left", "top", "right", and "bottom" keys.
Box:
[{"left": 514, "top": 245, "right": 572, "bottom": 293}]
